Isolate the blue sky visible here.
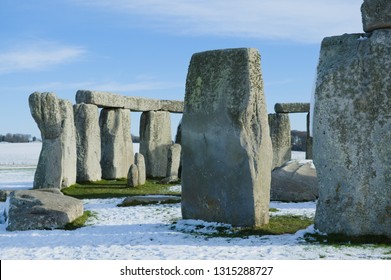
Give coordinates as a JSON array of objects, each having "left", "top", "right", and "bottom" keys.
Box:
[{"left": 0, "top": 0, "right": 363, "bottom": 139}]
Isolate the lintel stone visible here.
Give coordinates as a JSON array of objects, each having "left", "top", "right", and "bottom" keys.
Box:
[
  {"left": 76, "top": 90, "right": 184, "bottom": 113},
  {"left": 274, "top": 103, "right": 310, "bottom": 113}
]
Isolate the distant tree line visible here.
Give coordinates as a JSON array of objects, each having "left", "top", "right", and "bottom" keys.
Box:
[
  {"left": 0, "top": 133, "right": 39, "bottom": 143},
  {"left": 291, "top": 130, "right": 307, "bottom": 151}
]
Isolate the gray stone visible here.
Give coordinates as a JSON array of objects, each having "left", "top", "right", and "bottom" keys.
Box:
[
  {"left": 127, "top": 164, "right": 139, "bottom": 187},
  {"left": 100, "top": 108, "right": 134, "bottom": 179},
  {"left": 159, "top": 176, "right": 180, "bottom": 184},
  {"left": 361, "top": 0, "right": 391, "bottom": 32},
  {"left": 306, "top": 113, "right": 313, "bottom": 160},
  {"left": 6, "top": 190, "right": 83, "bottom": 231},
  {"left": 60, "top": 99, "right": 77, "bottom": 188},
  {"left": 269, "top": 113, "right": 291, "bottom": 170},
  {"left": 181, "top": 48, "right": 273, "bottom": 227},
  {"left": 313, "top": 30, "right": 391, "bottom": 237},
  {"left": 119, "top": 195, "right": 181, "bottom": 207},
  {"left": 76, "top": 90, "right": 184, "bottom": 113},
  {"left": 140, "top": 111, "right": 172, "bottom": 178},
  {"left": 166, "top": 144, "right": 181, "bottom": 178},
  {"left": 175, "top": 119, "right": 182, "bottom": 144},
  {"left": 36, "top": 188, "right": 64, "bottom": 195},
  {"left": 274, "top": 103, "right": 310, "bottom": 113},
  {"left": 271, "top": 160, "right": 318, "bottom": 202},
  {"left": 29, "top": 92, "right": 76, "bottom": 189},
  {"left": 74, "top": 104, "right": 102, "bottom": 182},
  {"left": 134, "top": 153, "right": 146, "bottom": 185},
  {"left": 0, "top": 190, "right": 12, "bottom": 202}
]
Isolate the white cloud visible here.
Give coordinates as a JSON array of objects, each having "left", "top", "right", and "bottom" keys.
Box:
[
  {"left": 3, "top": 80, "right": 182, "bottom": 95},
  {"left": 71, "top": 0, "right": 363, "bottom": 43},
  {"left": 0, "top": 41, "right": 86, "bottom": 74}
]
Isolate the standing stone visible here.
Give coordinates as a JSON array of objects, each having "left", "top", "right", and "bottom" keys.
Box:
[
  {"left": 313, "top": 30, "right": 391, "bottom": 237},
  {"left": 100, "top": 109, "right": 133, "bottom": 179},
  {"left": 127, "top": 164, "right": 139, "bottom": 187},
  {"left": 175, "top": 119, "right": 182, "bottom": 144},
  {"left": 166, "top": 143, "right": 182, "bottom": 178},
  {"left": 60, "top": 99, "right": 77, "bottom": 188},
  {"left": 29, "top": 92, "right": 76, "bottom": 189},
  {"left": 181, "top": 48, "right": 272, "bottom": 227},
  {"left": 74, "top": 104, "right": 102, "bottom": 182},
  {"left": 361, "top": 0, "right": 391, "bottom": 32},
  {"left": 134, "top": 153, "right": 146, "bottom": 185},
  {"left": 140, "top": 111, "right": 172, "bottom": 178},
  {"left": 268, "top": 113, "right": 291, "bottom": 170},
  {"left": 305, "top": 113, "right": 313, "bottom": 160}
]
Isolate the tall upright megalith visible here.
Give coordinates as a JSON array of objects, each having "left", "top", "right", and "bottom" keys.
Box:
[
  {"left": 181, "top": 48, "right": 273, "bottom": 227},
  {"left": 313, "top": 0, "right": 391, "bottom": 237},
  {"left": 139, "top": 111, "right": 172, "bottom": 178},
  {"left": 268, "top": 113, "right": 291, "bottom": 170},
  {"left": 29, "top": 92, "right": 76, "bottom": 189},
  {"left": 74, "top": 103, "right": 102, "bottom": 182},
  {"left": 100, "top": 108, "right": 133, "bottom": 179}
]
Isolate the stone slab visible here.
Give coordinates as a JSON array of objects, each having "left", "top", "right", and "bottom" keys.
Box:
[
  {"left": 313, "top": 30, "right": 391, "bottom": 237},
  {"left": 361, "top": 0, "right": 391, "bottom": 32},
  {"left": 76, "top": 90, "right": 184, "bottom": 113},
  {"left": 181, "top": 48, "right": 272, "bottom": 227},
  {"left": 6, "top": 190, "right": 83, "bottom": 231},
  {"left": 274, "top": 103, "right": 310, "bottom": 113}
]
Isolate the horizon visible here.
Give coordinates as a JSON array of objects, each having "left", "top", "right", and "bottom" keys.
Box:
[{"left": 0, "top": 0, "right": 363, "bottom": 138}]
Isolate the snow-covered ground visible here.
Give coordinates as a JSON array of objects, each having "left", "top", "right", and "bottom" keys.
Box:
[
  {"left": 0, "top": 142, "right": 41, "bottom": 189},
  {"left": 0, "top": 143, "right": 389, "bottom": 260}
]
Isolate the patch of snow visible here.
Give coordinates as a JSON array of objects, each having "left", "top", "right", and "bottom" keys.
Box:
[
  {"left": 291, "top": 151, "right": 306, "bottom": 160},
  {"left": 168, "top": 185, "right": 181, "bottom": 192},
  {"left": 0, "top": 198, "right": 389, "bottom": 260}
]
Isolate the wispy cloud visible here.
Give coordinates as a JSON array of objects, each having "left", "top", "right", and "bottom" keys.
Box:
[
  {"left": 3, "top": 79, "right": 182, "bottom": 94},
  {"left": 71, "top": 0, "right": 363, "bottom": 43},
  {"left": 0, "top": 41, "right": 86, "bottom": 74}
]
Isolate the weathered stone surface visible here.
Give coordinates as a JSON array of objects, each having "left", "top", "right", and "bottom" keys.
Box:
[
  {"left": 29, "top": 92, "right": 76, "bottom": 189},
  {"left": 269, "top": 113, "right": 291, "bottom": 170},
  {"left": 175, "top": 119, "right": 182, "bottom": 144},
  {"left": 127, "top": 164, "right": 139, "bottom": 187},
  {"left": 166, "top": 144, "right": 181, "bottom": 178},
  {"left": 274, "top": 103, "right": 310, "bottom": 113},
  {"left": 60, "top": 99, "right": 77, "bottom": 188},
  {"left": 100, "top": 109, "right": 134, "bottom": 179},
  {"left": 271, "top": 160, "right": 318, "bottom": 202},
  {"left": 134, "top": 153, "right": 146, "bottom": 185},
  {"left": 140, "top": 111, "right": 172, "bottom": 178},
  {"left": 76, "top": 90, "right": 184, "bottom": 113},
  {"left": 119, "top": 195, "right": 181, "bottom": 207},
  {"left": 74, "top": 104, "right": 102, "bottom": 182},
  {"left": 6, "top": 190, "right": 83, "bottom": 231},
  {"left": 181, "top": 48, "right": 272, "bottom": 227},
  {"left": 313, "top": 30, "right": 391, "bottom": 237},
  {"left": 361, "top": 0, "right": 391, "bottom": 32}
]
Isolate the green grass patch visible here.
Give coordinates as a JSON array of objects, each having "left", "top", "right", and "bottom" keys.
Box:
[
  {"left": 62, "top": 179, "right": 180, "bottom": 199},
  {"left": 174, "top": 215, "right": 314, "bottom": 238},
  {"left": 63, "top": 211, "right": 96, "bottom": 230},
  {"left": 233, "top": 215, "right": 314, "bottom": 237}
]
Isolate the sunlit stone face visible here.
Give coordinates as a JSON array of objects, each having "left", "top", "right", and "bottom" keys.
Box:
[{"left": 361, "top": 0, "right": 391, "bottom": 32}]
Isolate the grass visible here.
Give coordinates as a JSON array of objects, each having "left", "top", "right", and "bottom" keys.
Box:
[
  {"left": 63, "top": 211, "right": 96, "bottom": 230},
  {"left": 62, "top": 179, "right": 181, "bottom": 199},
  {"left": 228, "top": 215, "right": 314, "bottom": 237},
  {"left": 173, "top": 215, "right": 314, "bottom": 238}
]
